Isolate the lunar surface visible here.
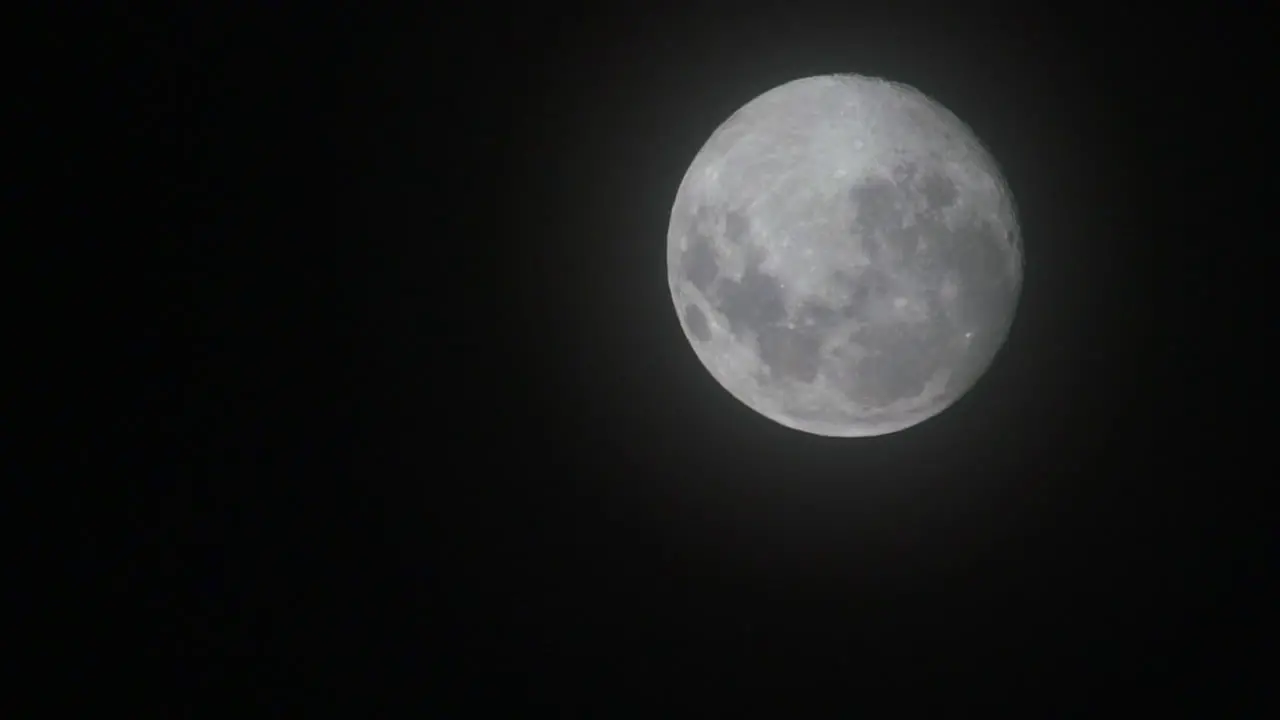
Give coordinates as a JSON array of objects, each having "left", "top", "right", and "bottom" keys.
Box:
[{"left": 668, "top": 74, "right": 1022, "bottom": 436}]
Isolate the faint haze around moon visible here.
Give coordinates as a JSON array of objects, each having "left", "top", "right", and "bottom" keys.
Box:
[{"left": 667, "top": 74, "right": 1023, "bottom": 437}]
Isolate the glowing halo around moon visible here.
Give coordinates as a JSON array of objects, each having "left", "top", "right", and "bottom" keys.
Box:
[{"left": 667, "top": 74, "right": 1022, "bottom": 437}]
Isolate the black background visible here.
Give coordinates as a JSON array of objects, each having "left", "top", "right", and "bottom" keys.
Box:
[{"left": 96, "top": 0, "right": 1268, "bottom": 711}]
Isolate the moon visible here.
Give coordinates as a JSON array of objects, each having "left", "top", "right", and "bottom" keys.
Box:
[{"left": 667, "top": 74, "right": 1023, "bottom": 437}]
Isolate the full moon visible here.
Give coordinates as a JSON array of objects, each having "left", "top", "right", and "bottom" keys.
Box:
[{"left": 668, "top": 74, "right": 1023, "bottom": 437}]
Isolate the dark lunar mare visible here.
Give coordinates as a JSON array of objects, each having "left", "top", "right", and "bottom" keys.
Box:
[
  {"left": 678, "top": 205, "right": 753, "bottom": 296},
  {"left": 757, "top": 299, "right": 849, "bottom": 384},
  {"left": 754, "top": 324, "right": 825, "bottom": 384},
  {"left": 918, "top": 168, "right": 960, "bottom": 207},
  {"left": 683, "top": 303, "right": 710, "bottom": 342},
  {"left": 715, "top": 248, "right": 787, "bottom": 332},
  {"left": 723, "top": 210, "right": 750, "bottom": 245},
  {"left": 680, "top": 228, "right": 719, "bottom": 294},
  {"left": 682, "top": 227, "right": 843, "bottom": 384}
]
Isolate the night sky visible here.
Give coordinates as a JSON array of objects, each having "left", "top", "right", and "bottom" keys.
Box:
[{"left": 146, "top": 0, "right": 1266, "bottom": 710}]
